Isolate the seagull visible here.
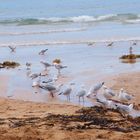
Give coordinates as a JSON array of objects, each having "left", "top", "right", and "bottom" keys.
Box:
[
  {"left": 107, "top": 42, "right": 113, "bottom": 47},
  {"left": 102, "top": 86, "right": 116, "bottom": 99},
  {"left": 86, "top": 82, "right": 104, "bottom": 98},
  {"left": 76, "top": 85, "right": 86, "bottom": 102},
  {"left": 26, "top": 62, "right": 31, "bottom": 70},
  {"left": 54, "top": 63, "right": 67, "bottom": 75},
  {"left": 29, "top": 73, "right": 41, "bottom": 79},
  {"left": 87, "top": 42, "right": 95, "bottom": 46},
  {"left": 39, "top": 84, "right": 63, "bottom": 97},
  {"left": 32, "top": 76, "right": 41, "bottom": 87},
  {"left": 59, "top": 84, "right": 73, "bottom": 101},
  {"left": 118, "top": 88, "right": 134, "bottom": 102},
  {"left": 8, "top": 46, "right": 16, "bottom": 52},
  {"left": 132, "top": 41, "right": 137, "bottom": 46},
  {"left": 96, "top": 93, "right": 117, "bottom": 109},
  {"left": 40, "top": 61, "right": 52, "bottom": 70},
  {"left": 42, "top": 75, "right": 58, "bottom": 84},
  {"left": 39, "top": 49, "right": 48, "bottom": 55},
  {"left": 116, "top": 103, "right": 133, "bottom": 114}
]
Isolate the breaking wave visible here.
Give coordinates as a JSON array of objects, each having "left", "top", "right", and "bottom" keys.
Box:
[{"left": 0, "top": 13, "right": 140, "bottom": 25}]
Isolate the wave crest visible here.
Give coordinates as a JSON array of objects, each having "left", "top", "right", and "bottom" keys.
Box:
[{"left": 0, "top": 13, "right": 140, "bottom": 25}]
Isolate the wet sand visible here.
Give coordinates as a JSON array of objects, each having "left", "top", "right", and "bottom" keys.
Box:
[{"left": 1, "top": 44, "right": 140, "bottom": 106}]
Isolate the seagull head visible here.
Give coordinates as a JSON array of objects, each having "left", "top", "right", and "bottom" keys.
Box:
[
  {"left": 102, "top": 82, "right": 105, "bottom": 85},
  {"left": 128, "top": 104, "right": 133, "bottom": 111},
  {"left": 120, "top": 88, "right": 124, "bottom": 92}
]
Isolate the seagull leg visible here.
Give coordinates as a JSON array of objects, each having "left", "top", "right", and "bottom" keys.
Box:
[
  {"left": 50, "top": 91, "right": 54, "bottom": 98},
  {"left": 82, "top": 96, "right": 84, "bottom": 102},
  {"left": 78, "top": 97, "right": 80, "bottom": 102}
]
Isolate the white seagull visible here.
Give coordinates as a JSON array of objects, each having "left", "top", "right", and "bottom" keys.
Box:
[
  {"left": 59, "top": 84, "right": 73, "bottom": 101},
  {"left": 76, "top": 85, "right": 86, "bottom": 102},
  {"left": 102, "top": 86, "right": 116, "bottom": 99},
  {"left": 86, "top": 82, "right": 104, "bottom": 98},
  {"left": 32, "top": 76, "right": 41, "bottom": 87},
  {"left": 39, "top": 84, "right": 63, "bottom": 97},
  {"left": 116, "top": 103, "right": 133, "bottom": 113},
  {"left": 118, "top": 88, "right": 134, "bottom": 102},
  {"left": 38, "top": 49, "right": 48, "bottom": 55}
]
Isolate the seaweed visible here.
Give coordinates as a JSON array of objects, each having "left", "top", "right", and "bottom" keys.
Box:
[
  {"left": 1, "top": 106, "right": 139, "bottom": 133},
  {"left": 53, "top": 59, "right": 61, "bottom": 64},
  {"left": 0, "top": 61, "right": 20, "bottom": 68}
]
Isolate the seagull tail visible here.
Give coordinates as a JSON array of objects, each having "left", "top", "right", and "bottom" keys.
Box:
[{"left": 58, "top": 92, "right": 63, "bottom": 95}]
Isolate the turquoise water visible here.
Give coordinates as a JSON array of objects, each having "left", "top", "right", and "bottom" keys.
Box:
[{"left": 0, "top": 0, "right": 140, "bottom": 46}]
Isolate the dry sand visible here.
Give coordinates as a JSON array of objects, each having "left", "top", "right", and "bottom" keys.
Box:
[{"left": 0, "top": 72, "right": 139, "bottom": 140}]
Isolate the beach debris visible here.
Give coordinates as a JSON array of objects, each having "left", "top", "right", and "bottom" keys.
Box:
[
  {"left": 38, "top": 49, "right": 48, "bottom": 55},
  {"left": 120, "top": 47, "right": 140, "bottom": 63},
  {"left": 0, "top": 61, "right": 20, "bottom": 68},
  {"left": 53, "top": 59, "right": 61, "bottom": 64},
  {"left": 0, "top": 106, "right": 138, "bottom": 134},
  {"left": 8, "top": 46, "right": 16, "bottom": 52},
  {"left": 118, "top": 88, "right": 134, "bottom": 102},
  {"left": 86, "top": 82, "right": 104, "bottom": 98}
]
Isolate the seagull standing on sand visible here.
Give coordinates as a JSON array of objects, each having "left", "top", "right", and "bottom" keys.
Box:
[
  {"left": 39, "top": 84, "right": 63, "bottom": 97},
  {"left": 102, "top": 86, "right": 116, "bottom": 99},
  {"left": 118, "top": 88, "right": 134, "bottom": 102},
  {"left": 59, "top": 84, "right": 73, "bottom": 101},
  {"left": 86, "top": 82, "right": 104, "bottom": 98},
  {"left": 116, "top": 103, "right": 133, "bottom": 114},
  {"left": 38, "top": 49, "right": 48, "bottom": 55},
  {"left": 96, "top": 93, "right": 117, "bottom": 109},
  {"left": 8, "top": 46, "right": 16, "bottom": 52},
  {"left": 40, "top": 61, "right": 52, "bottom": 70},
  {"left": 76, "top": 85, "right": 86, "bottom": 102},
  {"left": 54, "top": 63, "right": 67, "bottom": 75}
]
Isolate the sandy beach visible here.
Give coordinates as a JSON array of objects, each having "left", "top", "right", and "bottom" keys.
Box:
[
  {"left": 0, "top": 71, "right": 139, "bottom": 140},
  {"left": 1, "top": 1, "right": 140, "bottom": 139}
]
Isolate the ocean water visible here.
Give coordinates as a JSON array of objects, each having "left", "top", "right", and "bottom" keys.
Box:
[{"left": 0, "top": 0, "right": 140, "bottom": 46}]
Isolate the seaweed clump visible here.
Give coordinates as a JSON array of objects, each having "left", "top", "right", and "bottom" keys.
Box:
[
  {"left": 0, "top": 61, "right": 20, "bottom": 68},
  {"left": 120, "top": 47, "right": 140, "bottom": 63},
  {"left": 53, "top": 59, "right": 61, "bottom": 64}
]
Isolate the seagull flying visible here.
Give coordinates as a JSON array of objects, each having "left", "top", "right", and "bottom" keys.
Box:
[
  {"left": 39, "top": 49, "right": 48, "bottom": 55},
  {"left": 8, "top": 46, "right": 16, "bottom": 52}
]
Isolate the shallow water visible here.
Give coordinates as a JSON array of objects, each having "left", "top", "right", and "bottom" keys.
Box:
[{"left": 0, "top": 44, "right": 140, "bottom": 106}]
